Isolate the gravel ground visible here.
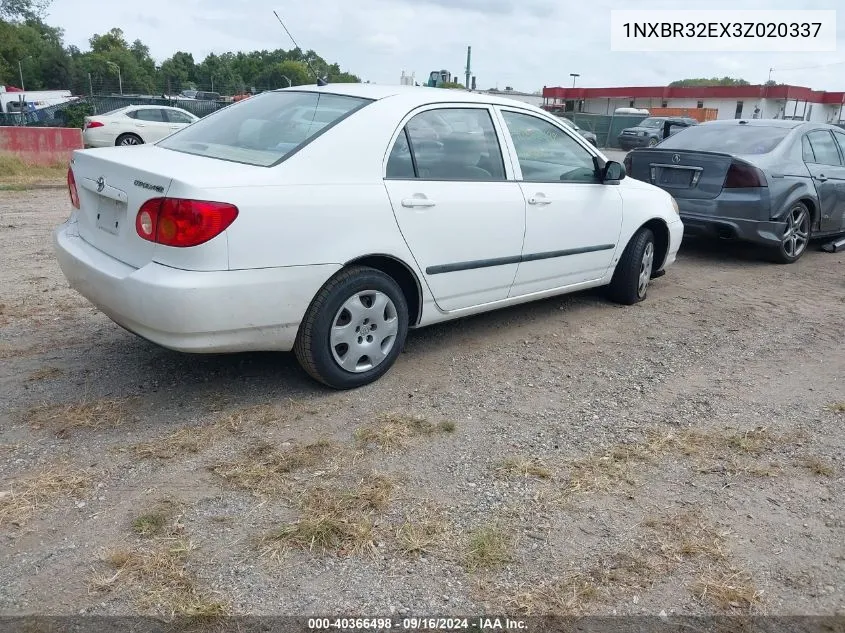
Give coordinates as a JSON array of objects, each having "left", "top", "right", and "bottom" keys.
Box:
[{"left": 0, "top": 189, "right": 843, "bottom": 620}]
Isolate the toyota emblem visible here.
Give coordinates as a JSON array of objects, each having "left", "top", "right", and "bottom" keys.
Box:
[
  {"left": 96, "top": 176, "right": 105, "bottom": 192},
  {"left": 671, "top": 154, "right": 681, "bottom": 164}
]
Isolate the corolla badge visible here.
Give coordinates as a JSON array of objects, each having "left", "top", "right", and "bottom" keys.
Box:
[
  {"left": 134, "top": 179, "right": 165, "bottom": 193},
  {"left": 672, "top": 154, "right": 681, "bottom": 164},
  {"left": 96, "top": 176, "right": 105, "bottom": 192}
]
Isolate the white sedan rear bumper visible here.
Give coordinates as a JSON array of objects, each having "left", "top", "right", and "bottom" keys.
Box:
[{"left": 53, "top": 220, "right": 339, "bottom": 353}]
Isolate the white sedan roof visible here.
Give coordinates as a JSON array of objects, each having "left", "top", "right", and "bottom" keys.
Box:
[{"left": 278, "top": 83, "right": 542, "bottom": 109}]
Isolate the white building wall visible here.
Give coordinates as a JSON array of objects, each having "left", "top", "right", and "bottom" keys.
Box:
[
  {"left": 479, "top": 91, "right": 542, "bottom": 107},
  {"left": 579, "top": 96, "right": 841, "bottom": 122}
]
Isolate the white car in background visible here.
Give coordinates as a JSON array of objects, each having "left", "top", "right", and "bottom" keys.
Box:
[
  {"left": 55, "top": 84, "right": 683, "bottom": 389},
  {"left": 82, "top": 105, "right": 199, "bottom": 147}
]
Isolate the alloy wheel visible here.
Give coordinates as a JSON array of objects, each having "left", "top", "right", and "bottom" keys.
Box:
[{"left": 782, "top": 205, "right": 810, "bottom": 259}]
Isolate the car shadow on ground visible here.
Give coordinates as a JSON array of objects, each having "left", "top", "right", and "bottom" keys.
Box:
[
  {"left": 51, "top": 285, "right": 613, "bottom": 406},
  {"left": 677, "top": 236, "right": 775, "bottom": 264},
  {"left": 678, "top": 234, "right": 834, "bottom": 265},
  {"left": 40, "top": 235, "right": 826, "bottom": 405}
]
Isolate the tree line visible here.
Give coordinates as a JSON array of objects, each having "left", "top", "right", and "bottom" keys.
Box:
[{"left": 0, "top": 0, "right": 360, "bottom": 96}]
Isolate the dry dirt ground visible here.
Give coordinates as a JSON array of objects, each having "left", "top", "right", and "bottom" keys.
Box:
[{"left": 0, "top": 189, "right": 844, "bottom": 622}]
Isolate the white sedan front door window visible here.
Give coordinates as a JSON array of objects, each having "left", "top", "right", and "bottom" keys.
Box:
[
  {"left": 383, "top": 106, "right": 526, "bottom": 312},
  {"left": 498, "top": 108, "right": 623, "bottom": 295}
]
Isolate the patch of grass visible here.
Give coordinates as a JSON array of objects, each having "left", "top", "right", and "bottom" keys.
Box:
[
  {"left": 132, "top": 405, "right": 300, "bottom": 461},
  {"left": 642, "top": 511, "right": 728, "bottom": 563},
  {"left": 0, "top": 466, "right": 89, "bottom": 527},
  {"left": 0, "top": 154, "right": 67, "bottom": 187},
  {"left": 132, "top": 512, "right": 168, "bottom": 537},
  {"left": 692, "top": 569, "right": 762, "bottom": 609},
  {"left": 214, "top": 403, "right": 281, "bottom": 430},
  {"left": 26, "top": 366, "right": 64, "bottom": 382},
  {"left": 354, "top": 413, "right": 455, "bottom": 451},
  {"left": 211, "top": 438, "right": 338, "bottom": 495},
  {"left": 464, "top": 525, "right": 512, "bottom": 571},
  {"left": 396, "top": 506, "right": 448, "bottom": 557},
  {"left": 91, "top": 541, "right": 230, "bottom": 619},
  {"left": 131, "top": 426, "right": 218, "bottom": 460},
  {"left": 800, "top": 456, "right": 835, "bottom": 477},
  {"left": 506, "top": 571, "right": 600, "bottom": 616},
  {"left": 827, "top": 402, "right": 845, "bottom": 414},
  {"left": 259, "top": 473, "right": 395, "bottom": 558},
  {"left": 26, "top": 397, "right": 135, "bottom": 431},
  {"left": 503, "top": 509, "right": 749, "bottom": 615},
  {"left": 497, "top": 457, "right": 552, "bottom": 480},
  {"left": 722, "top": 428, "right": 773, "bottom": 455},
  {"left": 559, "top": 426, "right": 794, "bottom": 499},
  {"left": 132, "top": 500, "right": 181, "bottom": 538}
]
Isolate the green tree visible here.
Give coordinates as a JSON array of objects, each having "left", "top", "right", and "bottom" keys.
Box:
[
  {"left": 84, "top": 28, "right": 156, "bottom": 93},
  {"left": 160, "top": 51, "right": 196, "bottom": 93},
  {"left": 0, "top": 18, "right": 70, "bottom": 89},
  {"left": 669, "top": 77, "right": 750, "bottom": 87},
  {"left": 1, "top": 13, "right": 360, "bottom": 102},
  {"left": 0, "top": 0, "right": 49, "bottom": 20},
  {"left": 255, "top": 59, "right": 310, "bottom": 88}
]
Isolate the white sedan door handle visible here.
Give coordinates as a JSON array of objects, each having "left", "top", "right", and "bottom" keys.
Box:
[
  {"left": 528, "top": 193, "right": 552, "bottom": 206},
  {"left": 401, "top": 197, "right": 436, "bottom": 208}
]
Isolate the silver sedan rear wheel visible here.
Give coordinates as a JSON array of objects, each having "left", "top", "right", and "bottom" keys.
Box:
[
  {"left": 771, "top": 203, "right": 811, "bottom": 264},
  {"left": 782, "top": 204, "right": 810, "bottom": 259}
]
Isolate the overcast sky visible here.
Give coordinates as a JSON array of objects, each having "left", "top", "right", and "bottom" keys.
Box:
[{"left": 46, "top": 0, "right": 845, "bottom": 92}]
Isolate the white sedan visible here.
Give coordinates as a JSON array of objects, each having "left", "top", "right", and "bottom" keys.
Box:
[
  {"left": 82, "top": 105, "right": 199, "bottom": 147},
  {"left": 55, "top": 84, "right": 683, "bottom": 389}
]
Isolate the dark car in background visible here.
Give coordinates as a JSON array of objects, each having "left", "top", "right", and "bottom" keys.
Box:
[
  {"left": 623, "top": 119, "right": 845, "bottom": 263},
  {"left": 558, "top": 117, "right": 598, "bottom": 146},
  {"left": 618, "top": 116, "right": 698, "bottom": 150}
]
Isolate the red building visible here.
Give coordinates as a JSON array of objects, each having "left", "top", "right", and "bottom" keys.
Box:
[{"left": 542, "top": 84, "right": 845, "bottom": 123}]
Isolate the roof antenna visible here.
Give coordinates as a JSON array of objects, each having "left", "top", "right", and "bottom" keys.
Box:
[{"left": 273, "top": 10, "right": 328, "bottom": 86}]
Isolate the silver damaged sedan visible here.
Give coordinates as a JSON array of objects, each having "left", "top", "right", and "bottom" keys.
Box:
[{"left": 624, "top": 119, "right": 845, "bottom": 263}]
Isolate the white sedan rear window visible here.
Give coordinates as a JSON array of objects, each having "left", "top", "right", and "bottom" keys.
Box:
[{"left": 158, "top": 91, "right": 371, "bottom": 167}]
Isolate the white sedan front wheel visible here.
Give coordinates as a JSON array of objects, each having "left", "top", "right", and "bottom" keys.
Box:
[{"left": 607, "top": 227, "right": 656, "bottom": 305}]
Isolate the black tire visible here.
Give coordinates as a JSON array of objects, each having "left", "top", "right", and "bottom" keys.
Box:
[
  {"left": 115, "top": 133, "right": 143, "bottom": 146},
  {"left": 607, "top": 228, "right": 656, "bottom": 305},
  {"left": 647, "top": 136, "right": 659, "bottom": 147},
  {"left": 769, "top": 202, "right": 811, "bottom": 264},
  {"left": 294, "top": 266, "right": 409, "bottom": 389}
]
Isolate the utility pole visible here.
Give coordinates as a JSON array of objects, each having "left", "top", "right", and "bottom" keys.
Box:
[
  {"left": 570, "top": 73, "right": 580, "bottom": 88},
  {"left": 18, "top": 56, "right": 32, "bottom": 91},
  {"left": 88, "top": 72, "right": 93, "bottom": 97},
  {"left": 465, "top": 46, "right": 472, "bottom": 91}
]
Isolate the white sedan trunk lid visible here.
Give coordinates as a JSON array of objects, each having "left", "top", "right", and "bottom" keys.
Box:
[{"left": 70, "top": 145, "right": 264, "bottom": 270}]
